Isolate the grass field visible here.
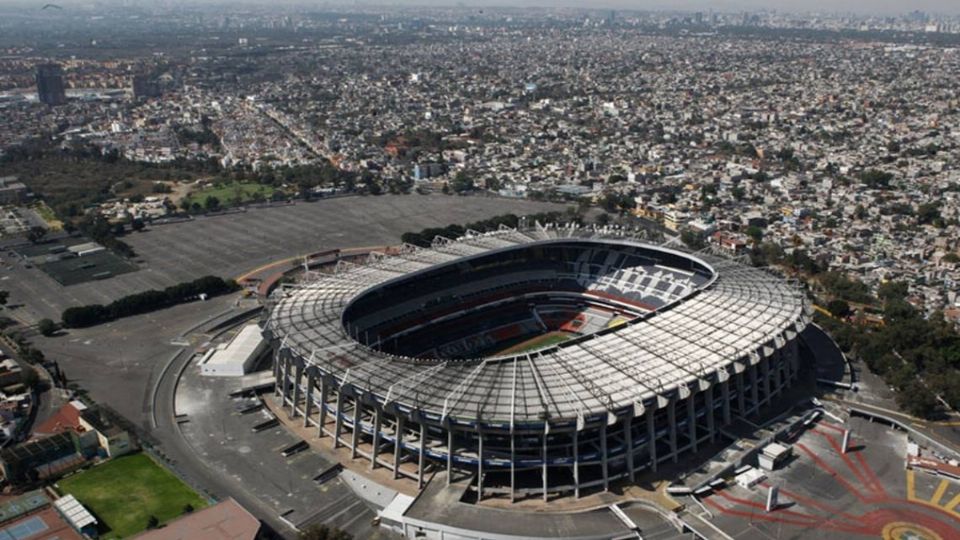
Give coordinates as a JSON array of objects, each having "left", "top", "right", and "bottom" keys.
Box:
[
  {"left": 57, "top": 453, "right": 207, "bottom": 539},
  {"left": 30, "top": 202, "right": 63, "bottom": 230},
  {"left": 185, "top": 181, "right": 276, "bottom": 208},
  {"left": 495, "top": 331, "right": 571, "bottom": 355}
]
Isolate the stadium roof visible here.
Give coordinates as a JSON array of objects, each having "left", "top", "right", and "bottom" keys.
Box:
[{"left": 266, "top": 226, "right": 810, "bottom": 427}]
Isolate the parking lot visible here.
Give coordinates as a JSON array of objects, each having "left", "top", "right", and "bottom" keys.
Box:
[
  {"left": 698, "top": 416, "right": 960, "bottom": 539},
  {"left": 175, "top": 363, "right": 397, "bottom": 539},
  {"left": 3, "top": 195, "right": 563, "bottom": 323}
]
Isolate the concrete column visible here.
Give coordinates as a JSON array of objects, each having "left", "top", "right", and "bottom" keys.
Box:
[
  {"left": 706, "top": 384, "right": 716, "bottom": 443},
  {"left": 625, "top": 415, "right": 635, "bottom": 482},
  {"left": 782, "top": 346, "right": 793, "bottom": 383},
  {"left": 721, "top": 378, "right": 732, "bottom": 425},
  {"left": 790, "top": 339, "right": 800, "bottom": 379},
  {"left": 736, "top": 371, "right": 747, "bottom": 416},
  {"left": 760, "top": 357, "right": 771, "bottom": 406},
  {"left": 749, "top": 365, "right": 760, "bottom": 415},
  {"left": 573, "top": 428, "right": 580, "bottom": 498},
  {"left": 687, "top": 396, "right": 698, "bottom": 454},
  {"left": 394, "top": 416, "right": 405, "bottom": 479},
  {"left": 646, "top": 407, "right": 657, "bottom": 472},
  {"left": 351, "top": 399, "right": 361, "bottom": 459},
  {"left": 318, "top": 379, "right": 328, "bottom": 438},
  {"left": 476, "top": 431, "right": 483, "bottom": 501},
  {"left": 273, "top": 354, "right": 282, "bottom": 396},
  {"left": 303, "top": 374, "right": 314, "bottom": 428},
  {"left": 291, "top": 363, "right": 303, "bottom": 417},
  {"left": 371, "top": 407, "right": 382, "bottom": 470},
  {"left": 418, "top": 422, "right": 427, "bottom": 490},
  {"left": 542, "top": 431, "right": 548, "bottom": 503},
  {"left": 333, "top": 391, "right": 344, "bottom": 448},
  {"left": 281, "top": 356, "right": 291, "bottom": 405},
  {"left": 510, "top": 433, "right": 516, "bottom": 502},
  {"left": 446, "top": 429, "right": 453, "bottom": 484},
  {"left": 601, "top": 422, "right": 609, "bottom": 492},
  {"left": 667, "top": 399, "right": 678, "bottom": 463},
  {"left": 773, "top": 351, "right": 783, "bottom": 396}
]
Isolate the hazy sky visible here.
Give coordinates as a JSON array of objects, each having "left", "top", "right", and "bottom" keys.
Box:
[
  {"left": 449, "top": 0, "right": 959, "bottom": 16},
  {"left": 1, "top": 0, "right": 957, "bottom": 17}
]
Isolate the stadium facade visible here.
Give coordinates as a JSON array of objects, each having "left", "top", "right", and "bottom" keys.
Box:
[{"left": 264, "top": 225, "right": 811, "bottom": 501}]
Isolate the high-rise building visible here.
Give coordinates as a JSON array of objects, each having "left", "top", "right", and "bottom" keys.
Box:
[{"left": 35, "top": 63, "right": 66, "bottom": 106}]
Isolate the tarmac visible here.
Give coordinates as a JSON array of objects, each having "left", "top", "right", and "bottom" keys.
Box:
[
  {"left": 697, "top": 415, "right": 960, "bottom": 539},
  {"left": 3, "top": 194, "right": 565, "bottom": 323},
  {"left": 173, "top": 362, "right": 396, "bottom": 538}
]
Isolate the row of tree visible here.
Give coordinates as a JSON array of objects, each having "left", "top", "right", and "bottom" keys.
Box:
[{"left": 61, "top": 276, "right": 239, "bottom": 328}]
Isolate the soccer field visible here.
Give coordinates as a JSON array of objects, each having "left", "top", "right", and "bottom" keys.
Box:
[
  {"left": 494, "top": 331, "right": 572, "bottom": 355},
  {"left": 186, "top": 181, "right": 275, "bottom": 208},
  {"left": 57, "top": 453, "right": 208, "bottom": 539}
]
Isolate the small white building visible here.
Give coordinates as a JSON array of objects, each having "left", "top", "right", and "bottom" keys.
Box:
[
  {"left": 735, "top": 467, "right": 767, "bottom": 489},
  {"left": 200, "top": 324, "right": 266, "bottom": 377},
  {"left": 758, "top": 442, "right": 792, "bottom": 471},
  {"left": 54, "top": 494, "right": 97, "bottom": 535},
  {"left": 68, "top": 242, "right": 105, "bottom": 257}
]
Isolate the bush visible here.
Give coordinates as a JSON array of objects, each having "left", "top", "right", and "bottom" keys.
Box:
[{"left": 37, "top": 318, "right": 58, "bottom": 337}]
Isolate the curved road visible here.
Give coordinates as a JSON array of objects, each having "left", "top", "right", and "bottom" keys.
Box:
[{"left": 150, "top": 346, "right": 303, "bottom": 537}]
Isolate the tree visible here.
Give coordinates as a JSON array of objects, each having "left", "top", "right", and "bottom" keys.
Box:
[
  {"left": 0, "top": 290, "right": 8, "bottom": 306},
  {"left": 204, "top": 196, "right": 221, "bottom": 211},
  {"left": 298, "top": 524, "right": 352, "bottom": 540},
  {"left": 680, "top": 230, "right": 705, "bottom": 250},
  {"left": 451, "top": 172, "right": 475, "bottom": 193},
  {"left": 896, "top": 381, "right": 938, "bottom": 418},
  {"left": 860, "top": 169, "right": 893, "bottom": 190},
  {"left": 146, "top": 516, "right": 159, "bottom": 529},
  {"left": 21, "top": 365, "right": 38, "bottom": 389},
  {"left": 26, "top": 226, "right": 47, "bottom": 244},
  {"left": 131, "top": 218, "right": 146, "bottom": 232},
  {"left": 745, "top": 225, "right": 764, "bottom": 243},
  {"left": 37, "top": 318, "right": 58, "bottom": 337},
  {"left": 182, "top": 503, "right": 194, "bottom": 514},
  {"left": 826, "top": 299, "right": 851, "bottom": 319},
  {"left": 877, "top": 281, "right": 909, "bottom": 302},
  {"left": 917, "top": 202, "right": 941, "bottom": 226}
]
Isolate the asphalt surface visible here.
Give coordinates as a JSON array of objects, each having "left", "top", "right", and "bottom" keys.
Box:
[
  {"left": 3, "top": 195, "right": 564, "bottom": 323},
  {"left": 698, "top": 415, "right": 960, "bottom": 539},
  {"left": 160, "top": 354, "right": 396, "bottom": 539},
  {"left": 30, "top": 293, "right": 243, "bottom": 427}
]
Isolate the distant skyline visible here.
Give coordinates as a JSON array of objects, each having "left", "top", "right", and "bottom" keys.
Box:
[
  {"left": 394, "top": 0, "right": 960, "bottom": 16},
  {"left": 0, "top": 0, "right": 958, "bottom": 17}
]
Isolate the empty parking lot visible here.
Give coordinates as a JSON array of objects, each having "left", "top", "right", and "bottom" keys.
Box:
[{"left": 5, "top": 195, "right": 564, "bottom": 322}]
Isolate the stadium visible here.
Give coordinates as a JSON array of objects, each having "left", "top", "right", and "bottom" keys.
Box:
[{"left": 264, "top": 224, "right": 811, "bottom": 502}]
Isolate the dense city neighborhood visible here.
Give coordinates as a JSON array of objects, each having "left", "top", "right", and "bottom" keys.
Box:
[{"left": 0, "top": 4, "right": 959, "bottom": 540}]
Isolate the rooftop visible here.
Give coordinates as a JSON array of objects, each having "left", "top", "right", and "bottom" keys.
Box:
[{"left": 132, "top": 498, "right": 259, "bottom": 540}]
